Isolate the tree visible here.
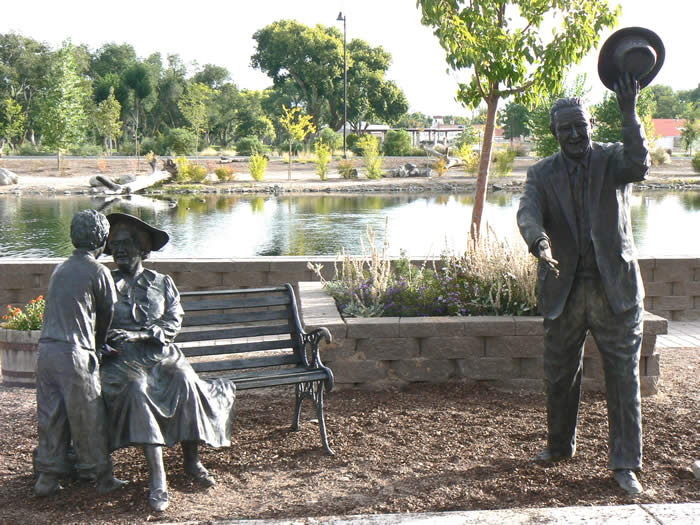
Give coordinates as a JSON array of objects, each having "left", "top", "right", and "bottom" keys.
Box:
[
  {"left": 0, "top": 97, "right": 26, "bottom": 152},
  {"left": 279, "top": 105, "right": 315, "bottom": 180},
  {"left": 498, "top": 102, "right": 531, "bottom": 142},
  {"left": 123, "top": 63, "right": 153, "bottom": 161},
  {"left": 649, "top": 85, "right": 684, "bottom": 119},
  {"left": 680, "top": 112, "right": 699, "bottom": 155},
  {"left": 178, "top": 82, "right": 215, "bottom": 157},
  {"left": 418, "top": 0, "right": 618, "bottom": 238},
  {"left": 93, "top": 87, "right": 122, "bottom": 155},
  {"left": 251, "top": 20, "right": 408, "bottom": 132},
  {"left": 39, "top": 42, "right": 89, "bottom": 171},
  {"left": 396, "top": 112, "right": 432, "bottom": 129}
]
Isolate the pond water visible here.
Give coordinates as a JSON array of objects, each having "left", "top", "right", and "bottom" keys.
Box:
[{"left": 1, "top": 190, "right": 700, "bottom": 258}]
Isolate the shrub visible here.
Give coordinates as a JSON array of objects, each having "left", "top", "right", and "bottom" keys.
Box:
[
  {"left": 433, "top": 157, "right": 448, "bottom": 176},
  {"left": 346, "top": 133, "right": 361, "bottom": 155},
  {"left": 338, "top": 159, "right": 357, "bottom": 179},
  {"left": 279, "top": 138, "right": 304, "bottom": 157},
  {"left": 457, "top": 143, "right": 479, "bottom": 175},
  {"left": 693, "top": 151, "right": 700, "bottom": 173},
  {"left": 382, "top": 129, "right": 412, "bottom": 156},
  {"left": 318, "top": 127, "right": 341, "bottom": 150},
  {"left": 19, "top": 143, "right": 53, "bottom": 156},
  {"left": 166, "top": 128, "right": 196, "bottom": 155},
  {"left": 141, "top": 136, "right": 168, "bottom": 156},
  {"left": 249, "top": 152, "right": 267, "bottom": 181},
  {"left": 174, "top": 156, "right": 206, "bottom": 183},
  {"left": 651, "top": 147, "right": 670, "bottom": 166},
  {"left": 492, "top": 148, "right": 517, "bottom": 176},
  {"left": 215, "top": 165, "right": 236, "bottom": 182},
  {"left": 235, "top": 136, "right": 265, "bottom": 156},
  {"left": 410, "top": 147, "right": 427, "bottom": 157},
  {"left": 1, "top": 296, "right": 45, "bottom": 331},
  {"left": 314, "top": 141, "right": 332, "bottom": 180},
  {"left": 70, "top": 144, "right": 103, "bottom": 156},
  {"left": 358, "top": 135, "right": 383, "bottom": 179},
  {"left": 308, "top": 225, "right": 537, "bottom": 318}
]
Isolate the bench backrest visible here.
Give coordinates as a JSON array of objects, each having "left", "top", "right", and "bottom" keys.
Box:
[{"left": 176, "top": 284, "right": 306, "bottom": 377}]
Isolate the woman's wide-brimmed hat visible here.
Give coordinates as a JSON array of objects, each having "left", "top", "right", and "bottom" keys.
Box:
[
  {"left": 598, "top": 26, "right": 665, "bottom": 91},
  {"left": 104, "top": 212, "right": 169, "bottom": 254}
]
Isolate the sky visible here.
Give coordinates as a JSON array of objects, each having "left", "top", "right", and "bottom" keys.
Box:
[{"left": 1, "top": 0, "right": 697, "bottom": 117}]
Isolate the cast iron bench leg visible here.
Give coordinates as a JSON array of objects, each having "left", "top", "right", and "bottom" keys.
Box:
[{"left": 293, "top": 381, "right": 334, "bottom": 456}]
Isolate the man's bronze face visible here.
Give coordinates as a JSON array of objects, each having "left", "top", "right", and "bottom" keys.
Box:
[{"left": 553, "top": 106, "right": 592, "bottom": 160}]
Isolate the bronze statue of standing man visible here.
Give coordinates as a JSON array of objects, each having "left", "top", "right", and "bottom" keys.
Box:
[{"left": 517, "top": 27, "right": 665, "bottom": 496}]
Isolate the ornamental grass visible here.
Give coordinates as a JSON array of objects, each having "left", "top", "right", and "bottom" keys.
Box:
[{"left": 308, "top": 223, "right": 537, "bottom": 318}]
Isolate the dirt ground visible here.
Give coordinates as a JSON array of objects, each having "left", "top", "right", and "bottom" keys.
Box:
[{"left": 0, "top": 345, "right": 697, "bottom": 524}]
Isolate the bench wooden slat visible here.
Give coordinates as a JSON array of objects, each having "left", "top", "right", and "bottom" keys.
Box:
[
  {"left": 180, "top": 286, "right": 288, "bottom": 298},
  {"left": 176, "top": 322, "right": 293, "bottom": 343},
  {"left": 181, "top": 338, "right": 294, "bottom": 357},
  {"left": 181, "top": 295, "right": 291, "bottom": 312},
  {"left": 233, "top": 371, "right": 330, "bottom": 390},
  {"left": 181, "top": 309, "right": 290, "bottom": 327},
  {"left": 191, "top": 354, "right": 299, "bottom": 373}
]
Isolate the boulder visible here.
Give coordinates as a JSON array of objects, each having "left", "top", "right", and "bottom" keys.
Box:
[
  {"left": 204, "top": 173, "right": 218, "bottom": 183},
  {"left": 0, "top": 168, "right": 18, "bottom": 186}
]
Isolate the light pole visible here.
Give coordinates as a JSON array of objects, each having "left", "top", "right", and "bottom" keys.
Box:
[{"left": 336, "top": 11, "right": 347, "bottom": 159}]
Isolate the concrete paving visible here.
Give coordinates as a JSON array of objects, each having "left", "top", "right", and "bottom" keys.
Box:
[
  {"left": 657, "top": 320, "right": 700, "bottom": 349},
  {"left": 201, "top": 503, "right": 700, "bottom": 524}
]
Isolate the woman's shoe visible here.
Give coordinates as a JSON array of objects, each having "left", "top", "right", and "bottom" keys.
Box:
[{"left": 148, "top": 488, "right": 169, "bottom": 512}]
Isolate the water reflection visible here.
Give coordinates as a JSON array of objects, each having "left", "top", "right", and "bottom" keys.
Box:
[{"left": 1, "top": 191, "right": 699, "bottom": 258}]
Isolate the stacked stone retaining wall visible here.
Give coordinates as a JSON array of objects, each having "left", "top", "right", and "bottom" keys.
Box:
[
  {"left": 0, "top": 257, "right": 697, "bottom": 321},
  {"left": 298, "top": 282, "right": 667, "bottom": 396}
]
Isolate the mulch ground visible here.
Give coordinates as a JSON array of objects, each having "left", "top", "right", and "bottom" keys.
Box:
[{"left": 0, "top": 346, "right": 697, "bottom": 524}]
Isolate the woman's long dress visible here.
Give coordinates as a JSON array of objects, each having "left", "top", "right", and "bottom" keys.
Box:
[{"left": 100, "top": 268, "right": 235, "bottom": 449}]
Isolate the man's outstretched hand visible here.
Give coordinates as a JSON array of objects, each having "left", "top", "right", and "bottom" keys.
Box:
[{"left": 537, "top": 239, "right": 560, "bottom": 278}]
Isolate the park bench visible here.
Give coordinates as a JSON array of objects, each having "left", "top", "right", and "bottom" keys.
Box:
[{"left": 175, "top": 284, "right": 335, "bottom": 455}]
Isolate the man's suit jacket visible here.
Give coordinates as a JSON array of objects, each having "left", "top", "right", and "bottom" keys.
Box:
[{"left": 517, "top": 124, "right": 650, "bottom": 320}]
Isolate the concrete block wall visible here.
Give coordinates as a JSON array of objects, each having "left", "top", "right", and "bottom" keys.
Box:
[
  {"left": 0, "top": 257, "right": 696, "bottom": 321},
  {"left": 298, "top": 282, "right": 668, "bottom": 396}
]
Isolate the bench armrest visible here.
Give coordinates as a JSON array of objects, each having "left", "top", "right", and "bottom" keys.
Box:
[{"left": 302, "top": 327, "right": 332, "bottom": 368}]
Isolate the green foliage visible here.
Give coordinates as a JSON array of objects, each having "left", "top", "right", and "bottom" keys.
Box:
[
  {"left": 2, "top": 296, "right": 45, "bottom": 331},
  {"left": 0, "top": 98, "right": 26, "bottom": 151},
  {"left": 346, "top": 133, "right": 362, "bottom": 155},
  {"left": 692, "top": 152, "right": 700, "bottom": 174},
  {"left": 358, "top": 135, "right": 383, "bottom": 179},
  {"left": 457, "top": 143, "right": 479, "bottom": 174},
  {"left": 418, "top": 0, "right": 618, "bottom": 236},
  {"left": 680, "top": 115, "right": 699, "bottom": 155},
  {"left": 649, "top": 85, "right": 686, "bottom": 119},
  {"left": 178, "top": 82, "right": 215, "bottom": 154},
  {"left": 174, "top": 156, "right": 206, "bottom": 183},
  {"left": 235, "top": 136, "right": 266, "bottom": 156},
  {"left": 592, "top": 89, "right": 656, "bottom": 144},
  {"left": 395, "top": 112, "right": 432, "bottom": 128},
  {"left": 338, "top": 159, "right": 357, "bottom": 179},
  {"left": 251, "top": 20, "right": 408, "bottom": 132},
  {"left": 92, "top": 87, "right": 122, "bottom": 155},
  {"left": 382, "top": 129, "right": 412, "bottom": 156},
  {"left": 498, "top": 102, "right": 531, "bottom": 140},
  {"left": 166, "top": 127, "right": 197, "bottom": 155},
  {"left": 215, "top": 165, "right": 236, "bottom": 182},
  {"left": 314, "top": 141, "right": 332, "bottom": 180},
  {"left": 454, "top": 125, "right": 480, "bottom": 148},
  {"left": 249, "top": 152, "right": 268, "bottom": 181},
  {"left": 308, "top": 226, "right": 537, "bottom": 318},
  {"left": 492, "top": 148, "right": 517, "bottom": 176},
  {"left": 318, "top": 127, "right": 341, "bottom": 150},
  {"left": 280, "top": 105, "right": 315, "bottom": 177},
  {"left": 39, "top": 42, "right": 90, "bottom": 167}
]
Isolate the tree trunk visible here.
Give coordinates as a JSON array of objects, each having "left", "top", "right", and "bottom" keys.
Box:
[
  {"left": 288, "top": 141, "right": 292, "bottom": 181},
  {"left": 470, "top": 95, "right": 499, "bottom": 241}
]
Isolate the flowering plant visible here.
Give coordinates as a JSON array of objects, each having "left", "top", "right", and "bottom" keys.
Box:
[{"left": 1, "top": 296, "right": 45, "bottom": 331}]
